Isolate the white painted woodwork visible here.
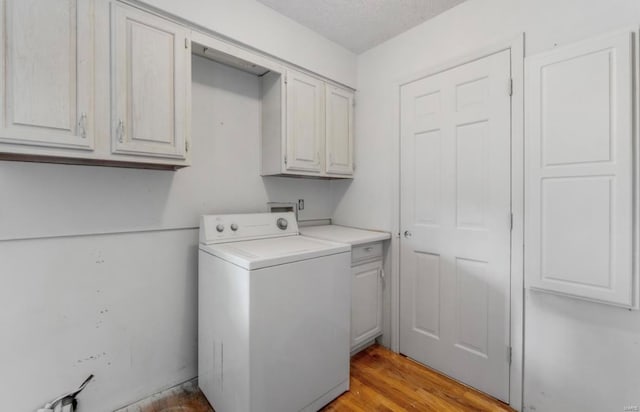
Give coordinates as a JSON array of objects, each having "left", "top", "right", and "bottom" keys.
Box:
[
  {"left": 262, "top": 68, "right": 354, "bottom": 178},
  {"left": 351, "top": 259, "right": 383, "bottom": 349},
  {"left": 400, "top": 49, "right": 511, "bottom": 401},
  {"left": 0, "top": 0, "right": 94, "bottom": 150},
  {"left": 325, "top": 86, "right": 354, "bottom": 175},
  {"left": 352, "top": 242, "right": 383, "bottom": 263},
  {"left": 285, "top": 70, "right": 325, "bottom": 173},
  {"left": 261, "top": 71, "right": 286, "bottom": 175},
  {"left": 525, "top": 30, "right": 636, "bottom": 308},
  {"left": 296, "top": 226, "right": 388, "bottom": 353},
  {"left": 111, "top": 3, "right": 190, "bottom": 159}
]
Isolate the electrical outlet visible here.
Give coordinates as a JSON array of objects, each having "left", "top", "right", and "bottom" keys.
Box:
[{"left": 298, "top": 199, "right": 305, "bottom": 211}]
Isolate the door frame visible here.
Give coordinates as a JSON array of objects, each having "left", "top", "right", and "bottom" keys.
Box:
[{"left": 390, "top": 34, "right": 524, "bottom": 410}]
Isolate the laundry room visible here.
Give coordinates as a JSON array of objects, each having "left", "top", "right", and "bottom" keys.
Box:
[{"left": 1, "top": 1, "right": 640, "bottom": 411}]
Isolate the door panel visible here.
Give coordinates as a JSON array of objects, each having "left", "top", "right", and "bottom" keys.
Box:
[
  {"left": 351, "top": 260, "right": 383, "bottom": 347},
  {"left": 0, "top": 0, "right": 94, "bottom": 149},
  {"left": 400, "top": 49, "right": 511, "bottom": 401},
  {"left": 285, "top": 70, "right": 324, "bottom": 173},
  {"left": 325, "top": 86, "right": 354, "bottom": 175},
  {"left": 412, "top": 252, "right": 441, "bottom": 339},
  {"left": 111, "top": 3, "right": 189, "bottom": 159}
]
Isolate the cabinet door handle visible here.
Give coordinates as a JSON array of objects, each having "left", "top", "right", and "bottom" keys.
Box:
[
  {"left": 78, "top": 113, "right": 87, "bottom": 139},
  {"left": 380, "top": 268, "right": 385, "bottom": 279},
  {"left": 117, "top": 120, "right": 125, "bottom": 143}
]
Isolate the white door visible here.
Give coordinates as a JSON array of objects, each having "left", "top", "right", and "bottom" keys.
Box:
[
  {"left": 400, "top": 50, "right": 512, "bottom": 401},
  {"left": 285, "top": 70, "right": 324, "bottom": 173},
  {"left": 0, "top": 0, "right": 94, "bottom": 150},
  {"left": 111, "top": 3, "right": 190, "bottom": 159},
  {"left": 325, "top": 85, "right": 354, "bottom": 176}
]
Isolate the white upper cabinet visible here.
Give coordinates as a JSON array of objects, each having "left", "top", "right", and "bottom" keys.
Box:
[
  {"left": 0, "top": 0, "right": 94, "bottom": 150},
  {"left": 325, "top": 85, "right": 354, "bottom": 175},
  {"left": 111, "top": 3, "right": 190, "bottom": 160},
  {"left": 525, "top": 29, "right": 637, "bottom": 308},
  {"left": 285, "top": 70, "right": 324, "bottom": 173},
  {"left": 262, "top": 68, "right": 354, "bottom": 178}
]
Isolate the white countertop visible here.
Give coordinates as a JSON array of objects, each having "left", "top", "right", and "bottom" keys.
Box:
[{"left": 299, "top": 224, "right": 391, "bottom": 246}]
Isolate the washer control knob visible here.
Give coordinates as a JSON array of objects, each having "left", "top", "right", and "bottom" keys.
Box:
[
  {"left": 216, "top": 224, "right": 224, "bottom": 233},
  {"left": 276, "top": 217, "right": 288, "bottom": 230},
  {"left": 230, "top": 223, "right": 238, "bottom": 232}
]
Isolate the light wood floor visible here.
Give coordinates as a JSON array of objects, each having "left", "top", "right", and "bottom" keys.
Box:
[
  {"left": 323, "top": 345, "right": 513, "bottom": 412},
  {"left": 120, "top": 344, "right": 513, "bottom": 412}
]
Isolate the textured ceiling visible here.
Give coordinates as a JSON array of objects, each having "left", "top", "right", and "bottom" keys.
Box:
[{"left": 256, "top": 0, "right": 467, "bottom": 54}]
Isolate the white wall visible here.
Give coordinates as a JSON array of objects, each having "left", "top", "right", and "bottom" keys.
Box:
[
  {"left": 333, "top": 0, "right": 640, "bottom": 411},
  {"left": 139, "top": 0, "right": 357, "bottom": 88},
  {"left": 0, "top": 56, "right": 337, "bottom": 411}
]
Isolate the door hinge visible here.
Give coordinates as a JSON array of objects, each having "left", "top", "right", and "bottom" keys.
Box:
[
  {"left": 185, "top": 38, "right": 189, "bottom": 49},
  {"left": 508, "top": 77, "right": 513, "bottom": 96},
  {"left": 507, "top": 346, "right": 512, "bottom": 365},
  {"left": 185, "top": 140, "right": 190, "bottom": 152},
  {"left": 509, "top": 212, "right": 514, "bottom": 231}
]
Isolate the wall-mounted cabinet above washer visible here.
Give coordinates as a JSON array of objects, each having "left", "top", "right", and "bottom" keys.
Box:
[
  {"left": 0, "top": 0, "right": 95, "bottom": 152},
  {"left": 0, "top": 0, "right": 192, "bottom": 169},
  {"left": 191, "top": 28, "right": 356, "bottom": 180},
  {"left": 262, "top": 69, "right": 355, "bottom": 179},
  {"left": 110, "top": 2, "right": 191, "bottom": 162},
  {"left": 0, "top": 0, "right": 353, "bottom": 172}
]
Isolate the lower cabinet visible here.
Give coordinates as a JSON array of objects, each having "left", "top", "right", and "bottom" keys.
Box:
[{"left": 351, "top": 243, "right": 383, "bottom": 352}]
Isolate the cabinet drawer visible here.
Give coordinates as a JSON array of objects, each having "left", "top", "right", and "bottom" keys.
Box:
[{"left": 352, "top": 242, "right": 382, "bottom": 263}]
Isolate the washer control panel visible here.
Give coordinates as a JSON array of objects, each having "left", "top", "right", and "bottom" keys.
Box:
[{"left": 200, "top": 212, "right": 298, "bottom": 244}]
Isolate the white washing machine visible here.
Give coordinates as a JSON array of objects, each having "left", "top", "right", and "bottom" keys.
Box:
[{"left": 198, "top": 212, "right": 351, "bottom": 412}]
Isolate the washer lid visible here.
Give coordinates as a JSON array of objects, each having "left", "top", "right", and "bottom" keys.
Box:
[{"left": 200, "top": 235, "right": 350, "bottom": 270}]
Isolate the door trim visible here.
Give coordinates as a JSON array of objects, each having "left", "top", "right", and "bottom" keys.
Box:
[{"left": 390, "top": 34, "right": 524, "bottom": 410}]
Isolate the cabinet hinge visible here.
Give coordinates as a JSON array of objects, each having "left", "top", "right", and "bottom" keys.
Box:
[
  {"left": 509, "top": 212, "right": 513, "bottom": 231},
  {"left": 507, "top": 346, "right": 512, "bottom": 365},
  {"left": 508, "top": 77, "right": 513, "bottom": 97},
  {"left": 185, "top": 140, "right": 190, "bottom": 152},
  {"left": 185, "top": 38, "right": 189, "bottom": 49},
  {"left": 284, "top": 155, "right": 288, "bottom": 165}
]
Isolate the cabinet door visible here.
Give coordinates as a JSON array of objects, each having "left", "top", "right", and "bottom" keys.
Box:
[
  {"left": 351, "top": 260, "right": 383, "bottom": 348},
  {"left": 525, "top": 30, "right": 636, "bottom": 307},
  {"left": 325, "top": 85, "right": 354, "bottom": 175},
  {"left": 111, "top": 3, "right": 190, "bottom": 159},
  {"left": 0, "top": 0, "right": 94, "bottom": 150},
  {"left": 285, "top": 70, "right": 324, "bottom": 173}
]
